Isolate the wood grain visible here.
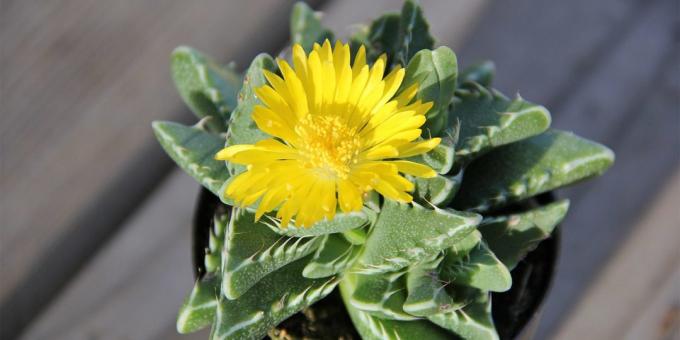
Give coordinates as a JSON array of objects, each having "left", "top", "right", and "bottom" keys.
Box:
[
  {"left": 554, "top": 172, "right": 680, "bottom": 340},
  {"left": 18, "top": 171, "right": 200, "bottom": 340}
]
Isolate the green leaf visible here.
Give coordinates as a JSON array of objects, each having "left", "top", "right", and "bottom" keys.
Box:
[
  {"left": 356, "top": 200, "right": 481, "bottom": 274},
  {"left": 451, "top": 83, "right": 552, "bottom": 169},
  {"left": 453, "top": 129, "right": 615, "bottom": 211},
  {"left": 152, "top": 121, "right": 229, "bottom": 197},
  {"left": 480, "top": 199, "right": 569, "bottom": 269},
  {"left": 448, "top": 230, "right": 482, "bottom": 258},
  {"left": 171, "top": 46, "right": 241, "bottom": 132},
  {"left": 226, "top": 54, "right": 276, "bottom": 147},
  {"left": 348, "top": 269, "right": 416, "bottom": 321},
  {"left": 440, "top": 240, "right": 512, "bottom": 292},
  {"left": 290, "top": 2, "right": 333, "bottom": 52},
  {"left": 177, "top": 209, "right": 231, "bottom": 333},
  {"left": 303, "top": 233, "right": 361, "bottom": 279},
  {"left": 403, "top": 256, "right": 461, "bottom": 317},
  {"left": 400, "top": 47, "right": 458, "bottom": 137},
  {"left": 428, "top": 292, "right": 499, "bottom": 340},
  {"left": 364, "top": 190, "right": 381, "bottom": 212},
  {"left": 410, "top": 137, "right": 455, "bottom": 174},
  {"left": 459, "top": 61, "right": 495, "bottom": 87},
  {"left": 177, "top": 274, "right": 219, "bottom": 334},
  {"left": 205, "top": 210, "right": 230, "bottom": 273},
  {"left": 365, "top": 12, "right": 401, "bottom": 63},
  {"left": 221, "top": 209, "right": 322, "bottom": 299},
  {"left": 401, "top": 232, "right": 486, "bottom": 317},
  {"left": 340, "top": 280, "right": 452, "bottom": 340},
  {"left": 349, "top": 24, "right": 370, "bottom": 54},
  {"left": 414, "top": 170, "right": 462, "bottom": 207},
  {"left": 396, "top": 0, "right": 435, "bottom": 65},
  {"left": 211, "top": 256, "right": 339, "bottom": 340},
  {"left": 265, "top": 210, "right": 372, "bottom": 237},
  {"left": 342, "top": 227, "right": 369, "bottom": 245}
]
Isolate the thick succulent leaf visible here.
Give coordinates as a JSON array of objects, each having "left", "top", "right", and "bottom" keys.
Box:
[
  {"left": 303, "top": 233, "right": 361, "bottom": 279},
  {"left": 400, "top": 46, "right": 458, "bottom": 137},
  {"left": 265, "top": 210, "right": 372, "bottom": 237},
  {"left": 403, "top": 256, "right": 461, "bottom": 317},
  {"left": 410, "top": 137, "right": 455, "bottom": 174},
  {"left": 428, "top": 292, "right": 499, "bottom": 340},
  {"left": 205, "top": 210, "right": 230, "bottom": 273},
  {"left": 226, "top": 54, "right": 276, "bottom": 147},
  {"left": 171, "top": 47, "right": 241, "bottom": 132},
  {"left": 459, "top": 61, "right": 495, "bottom": 87},
  {"left": 451, "top": 83, "right": 551, "bottom": 169},
  {"left": 480, "top": 199, "right": 569, "bottom": 269},
  {"left": 348, "top": 23, "right": 370, "bottom": 53},
  {"left": 402, "top": 232, "right": 485, "bottom": 317},
  {"left": 342, "top": 227, "right": 368, "bottom": 245},
  {"left": 414, "top": 170, "right": 462, "bottom": 207},
  {"left": 364, "top": 190, "right": 381, "bottom": 212},
  {"left": 290, "top": 2, "right": 333, "bottom": 52},
  {"left": 453, "top": 129, "right": 615, "bottom": 211},
  {"left": 448, "top": 230, "right": 482, "bottom": 258},
  {"left": 356, "top": 200, "right": 481, "bottom": 274},
  {"left": 177, "top": 275, "right": 220, "bottom": 334},
  {"left": 221, "top": 209, "right": 322, "bottom": 299},
  {"left": 440, "top": 240, "right": 512, "bottom": 292},
  {"left": 365, "top": 12, "right": 401, "bottom": 63},
  {"left": 340, "top": 280, "right": 452, "bottom": 340},
  {"left": 152, "top": 121, "right": 229, "bottom": 197},
  {"left": 396, "top": 0, "right": 436, "bottom": 65},
  {"left": 348, "top": 270, "right": 416, "bottom": 321},
  {"left": 211, "top": 256, "right": 339, "bottom": 340}
]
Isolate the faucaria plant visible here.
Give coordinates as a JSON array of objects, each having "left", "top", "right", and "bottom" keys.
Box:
[{"left": 153, "top": 2, "right": 614, "bottom": 339}]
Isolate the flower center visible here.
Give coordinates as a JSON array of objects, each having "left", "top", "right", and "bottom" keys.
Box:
[{"left": 295, "top": 114, "right": 361, "bottom": 179}]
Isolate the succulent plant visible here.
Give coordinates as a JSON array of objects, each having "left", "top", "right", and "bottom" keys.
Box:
[{"left": 153, "top": 2, "right": 613, "bottom": 339}]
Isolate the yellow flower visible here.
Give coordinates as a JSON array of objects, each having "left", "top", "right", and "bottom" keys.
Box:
[{"left": 216, "top": 40, "right": 440, "bottom": 227}]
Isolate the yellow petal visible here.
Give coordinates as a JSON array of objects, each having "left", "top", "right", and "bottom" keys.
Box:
[
  {"left": 390, "top": 160, "right": 437, "bottom": 178},
  {"left": 360, "top": 145, "right": 399, "bottom": 161},
  {"left": 215, "top": 144, "right": 253, "bottom": 160},
  {"left": 338, "top": 179, "right": 363, "bottom": 213},
  {"left": 352, "top": 45, "right": 366, "bottom": 78},
  {"left": 277, "top": 59, "right": 309, "bottom": 118},
  {"left": 218, "top": 42, "right": 439, "bottom": 229},
  {"left": 397, "top": 138, "right": 441, "bottom": 158}
]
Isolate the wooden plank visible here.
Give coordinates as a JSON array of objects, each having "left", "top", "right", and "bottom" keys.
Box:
[
  {"left": 553, "top": 171, "right": 680, "bottom": 340},
  {"left": 457, "top": 0, "right": 652, "bottom": 106},
  {"left": 625, "top": 267, "right": 680, "bottom": 340},
  {"left": 19, "top": 2, "right": 490, "bottom": 339},
  {"left": 538, "top": 2, "right": 679, "bottom": 334},
  {"left": 455, "top": 0, "right": 678, "bottom": 336},
  {"left": 0, "top": 0, "right": 325, "bottom": 338},
  {"left": 18, "top": 171, "right": 200, "bottom": 340}
]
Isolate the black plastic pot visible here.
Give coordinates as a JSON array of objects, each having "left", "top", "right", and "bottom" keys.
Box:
[{"left": 191, "top": 188, "right": 560, "bottom": 340}]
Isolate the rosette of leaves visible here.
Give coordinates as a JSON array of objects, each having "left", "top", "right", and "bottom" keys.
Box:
[{"left": 153, "top": 2, "right": 613, "bottom": 339}]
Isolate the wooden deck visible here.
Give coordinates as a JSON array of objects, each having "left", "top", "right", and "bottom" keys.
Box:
[{"left": 2, "top": 0, "right": 678, "bottom": 339}]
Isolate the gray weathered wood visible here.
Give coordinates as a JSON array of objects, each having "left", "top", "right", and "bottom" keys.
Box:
[
  {"left": 540, "top": 1, "right": 679, "bottom": 335},
  {"left": 19, "top": 171, "right": 200, "bottom": 340},
  {"left": 554, "top": 171, "right": 680, "bottom": 340}
]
